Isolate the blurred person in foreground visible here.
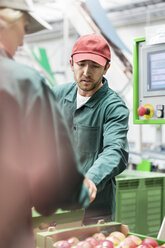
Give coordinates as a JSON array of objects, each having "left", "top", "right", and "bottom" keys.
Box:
[
  {"left": 0, "top": 0, "right": 90, "bottom": 247},
  {"left": 53, "top": 33, "right": 129, "bottom": 225}
]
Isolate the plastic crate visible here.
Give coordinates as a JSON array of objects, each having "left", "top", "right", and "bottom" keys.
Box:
[
  {"left": 116, "top": 170, "right": 165, "bottom": 237},
  {"left": 36, "top": 222, "right": 165, "bottom": 248},
  {"left": 32, "top": 208, "right": 84, "bottom": 235},
  {"left": 137, "top": 159, "right": 152, "bottom": 171},
  {"left": 36, "top": 222, "right": 129, "bottom": 248}
]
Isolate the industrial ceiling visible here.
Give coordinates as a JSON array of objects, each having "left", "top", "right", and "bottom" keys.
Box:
[{"left": 32, "top": 0, "right": 165, "bottom": 25}]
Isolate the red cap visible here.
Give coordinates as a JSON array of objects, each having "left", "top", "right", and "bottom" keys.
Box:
[{"left": 71, "top": 33, "right": 111, "bottom": 66}]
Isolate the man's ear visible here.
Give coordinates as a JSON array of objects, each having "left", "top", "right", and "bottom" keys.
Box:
[
  {"left": 70, "top": 59, "right": 74, "bottom": 72},
  {"left": 104, "top": 63, "right": 110, "bottom": 75}
]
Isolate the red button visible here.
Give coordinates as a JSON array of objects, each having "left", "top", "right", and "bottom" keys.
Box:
[{"left": 137, "top": 106, "right": 147, "bottom": 116}]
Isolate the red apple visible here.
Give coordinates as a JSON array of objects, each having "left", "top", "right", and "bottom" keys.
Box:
[
  {"left": 67, "top": 237, "right": 79, "bottom": 246},
  {"left": 109, "top": 231, "right": 126, "bottom": 241},
  {"left": 85, "top": 237, "right": 99, "bottom": 246},
  {"left": 99, "top": 240, "right": 114, "bottom": 248},
  {"left": 93, "top": 232, "right": 106, "bottom": 241},
  {"left": 119, "top": 237, "right": 137, "bottom": 248},
  {"left": 76, "top": 241, "right": 93, "bottom": 248},
  {"left": 128, "top": 235, "right": 142, "bottom": 245},
  {"left": 53, "top": 240, "right": 71, "bottom": 248},
  {"left": 137, "top": 244, "right": 152, "bottom": 248},
  {"left": 142, "top": 238, "right": 158, "bottom": 248},
  {"left": 106, "top": 236, "right": 121, "bottom": 246}
]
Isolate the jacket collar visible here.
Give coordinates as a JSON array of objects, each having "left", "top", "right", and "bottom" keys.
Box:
[
  {"left": 64, "top": 77, "right": 109, "bottom": 108},
  {"left": 64, "top": 83, "right": 77, "bottom": 103},
  {"left": 0, "top": 46, "right": 12, "bottom": 59}
]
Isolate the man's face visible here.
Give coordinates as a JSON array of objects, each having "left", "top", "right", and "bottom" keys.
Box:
[
  {"left": 70, "top": 59, "right": 110, "bottom": 97},
  {"left": 6, "top": 13, "right": 30, "bottom": 57}
]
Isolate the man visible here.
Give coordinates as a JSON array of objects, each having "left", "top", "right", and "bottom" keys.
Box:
[
  {"left": 0, "top": 1, "right": 89, "bottom": 247},
  {"left": 53, "top": 33, "right": 129, "bottom": 225}
]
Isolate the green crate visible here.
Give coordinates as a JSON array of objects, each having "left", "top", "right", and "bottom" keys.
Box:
[
  {"left": 116, "top": 170, "right": 165, "bottom": 237},
  {"left": 32, "top": 208, "right": 84, "bottom": 233},
  {"left": 36, "top": 222, "right": 165, "bottom": 248},
  {"left": 137, "top": 159, "right": 152, "bottom": 171},
  {"left": 36, "top": 222, "right": 129, "bottom": 248}
]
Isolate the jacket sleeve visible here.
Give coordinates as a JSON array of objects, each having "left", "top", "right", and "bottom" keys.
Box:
[
  {"left": 85, "top": 101, "right": 129, "bottom": 192},
  {"left": 24, "top": 75, "right": 90, "bottom": 215}
]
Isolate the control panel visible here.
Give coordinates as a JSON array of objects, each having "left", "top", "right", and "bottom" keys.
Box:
[{"left": 133, "top": 37, "right": 165, "bottom": 124}]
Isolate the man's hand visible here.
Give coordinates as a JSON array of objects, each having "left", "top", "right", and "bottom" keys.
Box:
[{"left": 83, "top": 177, "right": 97, "bottom": 203}]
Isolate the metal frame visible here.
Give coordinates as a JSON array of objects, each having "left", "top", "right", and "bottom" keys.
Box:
[{"left": 133, "top": 37, "right": 165, "bottom": 124}]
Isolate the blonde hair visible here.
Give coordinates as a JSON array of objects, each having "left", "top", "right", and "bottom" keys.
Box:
[{"left": 0, "top": 8, "right": 24, "bottom": 28}]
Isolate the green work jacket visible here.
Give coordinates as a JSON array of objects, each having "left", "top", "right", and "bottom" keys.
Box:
[
  {"left": 0, "top": 47, "right": 89, "bottom": 248},
  {"left": 53, "top": 78, "right": 129, "bottom": 220}
]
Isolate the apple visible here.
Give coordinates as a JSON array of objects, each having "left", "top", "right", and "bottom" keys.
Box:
[
  {"left": 137, "top": 244, "right": 152, "bottom": 248},
  {"left": 109, "top": 231, "right": 126, "bottom": 241},
  {"left": 99, "top": 240, "right": 114, "bottom": 248},
  {"left": 85, "top": 237, "right": 99, "bottom": 246},
  {"left": 93, "top": 232, "right": 106, "bottom": 241},
  {"left": 142, "top": 238, "right": 158, "bottom": 248},
  {"left": 53, "top": 240, "right": 71, "bottom": 248},
  {"left": 119, "top": 237, "right": 137, "bottom": 248},
  {"left": 106, "top": 236, "right": 121, "bottom": 246},
  {"left": 76, "top": 241, "right": 93, "bottom": 248},
  {"left": 67, "top": 237, "right": 79, "bottom": 246},
  {"left": 127, "top": 235, "right": 142, "bottom": 245}
]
